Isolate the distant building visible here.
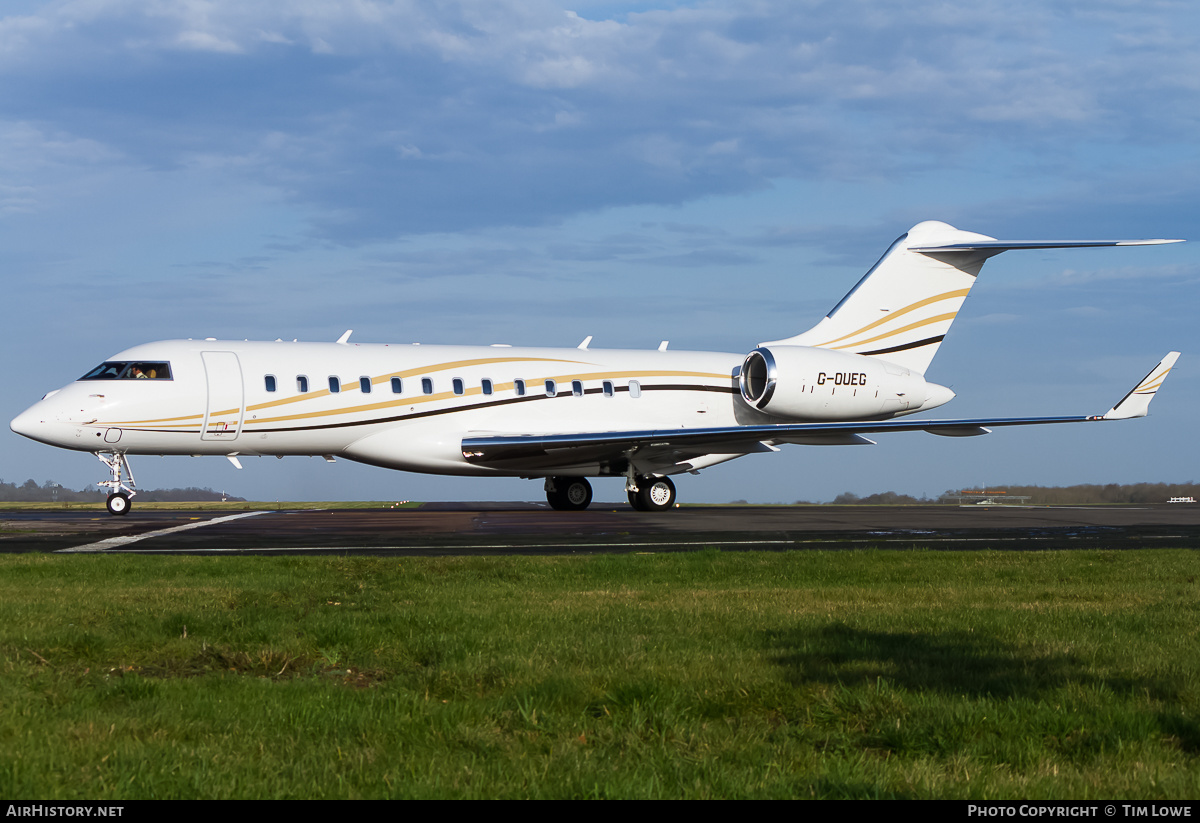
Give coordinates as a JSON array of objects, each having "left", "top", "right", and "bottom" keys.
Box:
[{"left": 940, "top": 489, "right": 1032, "bottom": 506}]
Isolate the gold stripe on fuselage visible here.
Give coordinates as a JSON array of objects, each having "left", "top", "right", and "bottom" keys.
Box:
[
  {"left": 105, "top": 365, "right": 732, "bottom": 431},
  {"left": 242, "top": 356, "right": 580, "bottom": 416},
  {"left": 104, "top": 355, "right": 587, "bottom": 427},
  {"left": 244, "top": 369, "right": 729, "bottom": 428},
  {"left": 813, "top": 289, "right": 970, "bottom": 349},
  {"left": 825, "top": 312, "right": 958, "bottom": 352}
]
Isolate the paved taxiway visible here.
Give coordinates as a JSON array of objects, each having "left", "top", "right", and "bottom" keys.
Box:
[{"left": 3, "top": 503, "right": 1199, "bottom": 555}]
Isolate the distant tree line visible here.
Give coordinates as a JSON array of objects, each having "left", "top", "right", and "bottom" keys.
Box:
[
  {"left": 0, "top": 479, "right": 244, "bottom": 503},
  {"left": 948, "top": 483, "right": 1200, "bottom": 506},
  {"left": 828, "top": 482, "right": 1200, "bottom": 505},
  {"left": 832, "top": 491, "right": 924, "bottom": 505}
]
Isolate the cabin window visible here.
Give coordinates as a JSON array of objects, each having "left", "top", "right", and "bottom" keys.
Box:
[
  {"left": 360, "top": 377, "right": 371, "bottom": 394},
  {"left": 391, "top": 377, "right": 403, "bottom": 394},
  {"left": 265, "top": 375, "right": 277, "bottom": 393},
  {"left": 422, "top": 377, "right": 433, "bottom": 395},
  {"left": 545, "top": 380, "right": 557, "bottom": 397},
  {"left": 328, "top": 376, "right": 341, "bottom": 394},
  {"left": 572, "top": 380, "right": 583, "bottom": 397},
  {"left": 452, "top": 377, "right": 465, "bottom": 396},
  {"left": 514, "top": 379, "right": 526, "bottom": 396},
  {"left": 297, "top": 375, "right": 309, "bottom": 393},
  {"left": 629, "top": 380, "right": 641, "bottom": 398},
  {"left": 603, "top": 380, "right": 614, "bottom": 397},
  {"left": 482, "top": 379, "right": 493, "bottom": 396}
]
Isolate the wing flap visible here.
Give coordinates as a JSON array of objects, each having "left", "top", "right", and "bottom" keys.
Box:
[{"left": 461, "top": 415, "right": 1088, "bottom": 468}]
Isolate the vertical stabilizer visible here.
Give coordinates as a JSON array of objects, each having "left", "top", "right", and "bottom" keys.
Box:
[
  {"left": 763, "top": 221, "right": 1000, "bottom": 374},
  {"left": 765, "top": 222, "right": 1183, "bottom": 375}
]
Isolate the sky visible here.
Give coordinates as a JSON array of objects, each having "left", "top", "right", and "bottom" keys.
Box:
[{"left": 2, "top": 0, "right": 1198, "bottom": 504}]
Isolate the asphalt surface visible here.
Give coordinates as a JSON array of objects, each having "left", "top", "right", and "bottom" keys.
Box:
[{"left": 3, "top": 502, "right": 1200, "bottom": 555}]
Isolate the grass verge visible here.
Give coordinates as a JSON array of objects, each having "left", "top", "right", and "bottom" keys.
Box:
[{"left": 0, "top": 549, "right": 1197, "bottom": 798}]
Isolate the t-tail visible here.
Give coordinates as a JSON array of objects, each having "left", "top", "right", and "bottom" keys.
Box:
[{"left": 764, "top": 221, "right": 1183, "bottom": 375}]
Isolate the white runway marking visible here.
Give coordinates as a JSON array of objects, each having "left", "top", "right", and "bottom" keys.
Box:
[{"left": 57, "top": 511, "right": 272, "bottom": 553}]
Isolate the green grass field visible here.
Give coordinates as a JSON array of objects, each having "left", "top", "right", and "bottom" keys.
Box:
[{"left": 0, "top": 549, "right": 1196, "bottom": 799}]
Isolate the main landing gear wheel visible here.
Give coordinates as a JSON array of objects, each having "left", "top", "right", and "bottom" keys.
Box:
[
  {"left": 106, "top": 492, "right": 131, "bottom": 516},
  {"left": 628, "top": 475, "right": 676, "bottom": 511},
  {"left": 546, "top": 477, "right": 593, "bottom": 511}
]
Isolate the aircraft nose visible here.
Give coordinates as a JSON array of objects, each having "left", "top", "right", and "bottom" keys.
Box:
[
  {"left": 11, "top": 406, "right": 44, "bottom": 439},
  {"left": 10, "top": 401, "right": 60, "bottom": 446}
]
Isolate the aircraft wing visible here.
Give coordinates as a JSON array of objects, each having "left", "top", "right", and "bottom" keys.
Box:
[{"left": 461, "top": 352, "right": 1179, "bottom": 471}]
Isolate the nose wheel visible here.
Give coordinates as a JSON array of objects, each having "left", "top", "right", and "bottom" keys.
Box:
[
  {"left": 96, "top": 453, "right": 136, "bottom": 516},
  {"left": 106, "top": 492, "right": 131, "bottom": 516}
]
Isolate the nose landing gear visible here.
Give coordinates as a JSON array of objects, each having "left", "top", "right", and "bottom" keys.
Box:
[{"left": 97, "top": 452, "right": 136, "bottom": 516}]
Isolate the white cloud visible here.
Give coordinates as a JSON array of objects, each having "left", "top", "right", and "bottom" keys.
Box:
[
  {"left": 175, "top": 29, "right": 243, "bottom": 52},
  {"left": 0, "top": 0, "right": 1197, "bottom": 242},
  {"left": 0, "top": 120, "right": 119, "bottom": 172},
  {"left": 1050, "top": 264, "right": 1199, "bottom": 285},
  {"left": 0, "top": 184, "right": 37, "bottom": 214}
]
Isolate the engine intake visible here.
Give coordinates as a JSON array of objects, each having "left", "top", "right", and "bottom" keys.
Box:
[
  {"left": 740, "top": 345, "right": 947, "bottom": 421},
  {"left": 740, "top": 348, "right": 778, "bottom": 407}
]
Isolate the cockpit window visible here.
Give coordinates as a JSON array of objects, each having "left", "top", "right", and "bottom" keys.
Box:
[{"left": 79, "top": 361, "right": 173, "bottom": 380}]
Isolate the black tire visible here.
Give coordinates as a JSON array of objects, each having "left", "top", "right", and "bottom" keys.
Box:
[
  {"left": 633, "top": 476, "right": 676, "bottom": 511},
  {"left": 106, "top": 492, "right": 131, "bottom": 516},
  {"left": 547, "top": 477, "right": 592, "bottom": 511}
]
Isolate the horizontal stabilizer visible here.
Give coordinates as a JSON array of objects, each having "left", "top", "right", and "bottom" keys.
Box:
[
  {"left": 1102, "top": 352, "right": 1180, "bottom": 420},
  {"left": 910, "top": 239, "right": 1183, "bottom": 253}
]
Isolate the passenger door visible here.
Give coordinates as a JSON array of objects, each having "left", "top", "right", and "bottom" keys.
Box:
[{"left": 201, "top": 351, "right": 243, "bottom": 442}]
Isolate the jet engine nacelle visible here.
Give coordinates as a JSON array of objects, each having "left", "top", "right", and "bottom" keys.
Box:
[{"left": 739, "top": 346, "right": 951, "bottom": 421}]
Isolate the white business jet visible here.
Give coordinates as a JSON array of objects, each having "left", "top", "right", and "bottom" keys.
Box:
[{"left": 11, "top": 221, "right": 1183, "bottom": 515}]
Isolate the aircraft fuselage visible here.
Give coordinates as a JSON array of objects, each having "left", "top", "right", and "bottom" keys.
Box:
[{"left": 11, "top": 337, "right": 942, "bottom": 478}]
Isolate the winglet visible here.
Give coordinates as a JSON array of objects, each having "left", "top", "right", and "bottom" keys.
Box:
[{"left": 1102, "top": 352, "right": 1180, "bottom": 420}]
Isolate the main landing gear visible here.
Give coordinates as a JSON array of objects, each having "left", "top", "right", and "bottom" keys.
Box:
[
  {"left": 545, "top": 476, "right": 593, "bottom": 511},
  {"left": 627, "top": 475, "right": 676, "bottom": 511},
  {"left": 542, "top": 474, "right": 678, "bottom": 511},
  {"left": 97, "top": 452, "right": 136, "bottom": 516}
]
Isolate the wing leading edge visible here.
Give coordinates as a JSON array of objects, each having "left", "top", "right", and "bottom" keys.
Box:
[{"left": 461, "top": 352, "right": 1180, "bottom": 472}]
